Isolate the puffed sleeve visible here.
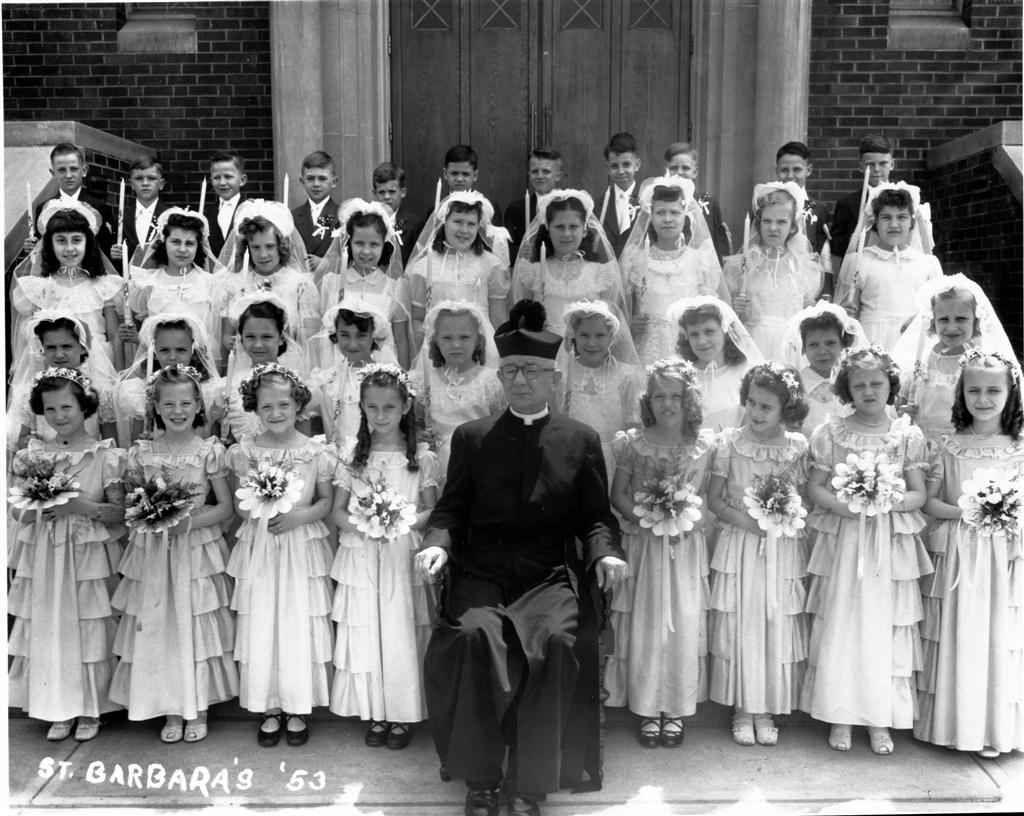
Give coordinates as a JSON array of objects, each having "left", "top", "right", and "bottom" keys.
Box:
[
  {"left": 903, "top": 423, "right": 929, "bottom": 471},
  {"left": 388, "top": 277, "right": 413, "bottom": 323},
  {"left": 619, "top": 365, "right": 643, "bottom": 426},
  {"left": 116, "top": 377, "right": 146, "bottom": 421},
  {"left": 225, "top": 442, "right": 248, "bottom": 478},
  {"left": 721, "top": 254, "right": 744, "bottom": 297},
  {"left": 332, "top": 438, "right": 358, "bottom": 488},
  {"left": 205, "top": 438, "right": 229, "bottom": 479},
  {"left": 313, "top": 437, "right": 339, "bottom": 481},
  {"left": 406, "top": 256, "right": 428, "bottom": 307},
  {"left": 486, "top": 255, "right": 511, "bottom": 299},
  {"left": 101, "top": 445, "right": 128, "bottom": 488},
  {"left": 808, "top": 421, "right": 835, "bottom": 473},
  {"left": 710, "top": 428, "right": 734, "bottom": 478},
  {"left": 611, "top": 429, "right": 636, "bottom": 473},
  {"left": 925, "top": 438, "right": 945, "bottom": 484},
  {"left": 416, "top": 447, "right": 441, "bottom": 493}
]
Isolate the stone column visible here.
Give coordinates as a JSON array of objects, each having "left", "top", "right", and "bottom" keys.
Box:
[
  {"left": 752, "top": 0, "right": 812, "bottom": 185},
  {"left": 270, "top": 0, "right": 390, "bottom": 205}
]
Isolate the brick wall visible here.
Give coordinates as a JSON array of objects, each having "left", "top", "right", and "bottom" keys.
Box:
[
  {"left": 930, "top": 150, "right": 1023, "bottom": 353},
  {"left": 807, "top": 0, "right": 1022, "bottom": 205},
  {"left": 2, "top": 1, "right": 273, "bottom": 209}
]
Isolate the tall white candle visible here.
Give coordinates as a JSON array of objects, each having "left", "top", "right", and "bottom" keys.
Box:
[
  {"left": 282, "top": 173, "right": 289, "bottom": 207},
  {"left": 434, "top": 178, "right": 442, "bottom": 212},
  {"left": 199, "top": 177, "right": 207, "bottom": 213},
  {"left": 116, "top": 178, "right": 125, "bottom": 244},
  {"left": 26, "top": 181, "right": 34, "bottom": 234},
  {"left": 524, "top": 188, "right": 530, "bottom": 234}
]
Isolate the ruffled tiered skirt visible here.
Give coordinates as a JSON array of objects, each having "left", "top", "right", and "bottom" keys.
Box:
[
  {"left": 800, "top": 510, "right": 932, "bottom": 727},
  {"left": 109, "top": 526, "right": 238, "bottom": 719},
  {"left": 915, "top": 522, "right": 1023, "bottom": 751},
  {"left": 604, "top": 528, "right": 709, "bottom": 717},
  {"left": 227, "top": 519, "right": 334, "bottom": 713},
  {"left": 8, "top": 515, "right": 123, "bottom": 721},
  {"left": 329, "top": 532, "right": 431, "bottom": 722},
  {"left": 709, "top": 521, "right": 810, "bottom": 713}
]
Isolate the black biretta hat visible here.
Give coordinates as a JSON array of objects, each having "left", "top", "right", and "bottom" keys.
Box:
[{"left": 494, "top": 299, "right": 562, "bottom": 360}]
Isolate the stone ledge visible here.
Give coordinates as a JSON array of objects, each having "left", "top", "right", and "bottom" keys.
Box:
[
  {"left": 927, "top": 121, "right": 1023, "bottom": 169},
  {"left": 888, "top": 12, "right": 970, "bottom": 50},
  {"left": 5, "top": 120, "right": 154, "bottom": 161},
  {"left": 117, "top": 14, "right": 197, "bottom": 54},
  {"left": 993, "top": 144, "right": 1023, "bottom": 204}
]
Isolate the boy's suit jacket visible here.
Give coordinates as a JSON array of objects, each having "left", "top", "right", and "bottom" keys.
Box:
[
  {"left": 205, "top": 195, "right": 247, "bottom": 262},
  {"left": 392, "top": 206, "right": 425, "bottom": 265},
  {"left": 292, "top": 198, "right": 340, "bottom": 259},
  {"left": 123, "top": 199, "right": 171, "bottom": 259},
  {"left": 597, "top": 185, "right": 639, "bottom": 258},
  {"left": 35, "top": 192, "right": 115, "bottom": 258}
]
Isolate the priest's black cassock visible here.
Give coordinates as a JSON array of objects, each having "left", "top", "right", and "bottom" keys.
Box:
[{"left": 424, "top": 408, "right": 622, "bottom": 797}]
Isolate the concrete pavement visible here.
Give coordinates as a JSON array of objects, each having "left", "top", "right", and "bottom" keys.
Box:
[{"left": 7, "top": 705, "right": 1022, "bottom": 815}]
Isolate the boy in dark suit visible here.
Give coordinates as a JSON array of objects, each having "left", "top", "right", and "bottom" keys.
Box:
[
  {"left": 292, "top": 150, "right": 339, "bottom": 274},
  {"left": 596, "top": 132, "right": 641, "bottom": 258},
  {"left": 372, "top": 161, "right": 423, "bottom": 266},
  {"left": 504, "top": 147, "right": 564, "bottom": 263},
  {"left": 431, "top": 144, "right": 504, "bottom": 228},
  {"left": 203, "top": 150, "right": 248, "bottom": 262},
  {"left": 25, "top": 142, "right": 115, "bottom": 258},
  {"left": 114, "top": 155, "right": 170, "bottom": 263}
]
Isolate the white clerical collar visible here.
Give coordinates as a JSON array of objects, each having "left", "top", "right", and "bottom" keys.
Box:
[{"left": 510, "top": 406, "right": 549, "bottom": 425}]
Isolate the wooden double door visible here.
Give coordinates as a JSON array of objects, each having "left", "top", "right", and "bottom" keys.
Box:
[{"left": 390, "top": 0, "right": 692, "bottom": 218}]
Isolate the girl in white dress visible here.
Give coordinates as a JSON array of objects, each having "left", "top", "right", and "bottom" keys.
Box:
[
  {"left": 513, "top": 190, "right": 629, "bottom": 332},
  {"left": 330, "top": 364, "right": 439, "bottom": 749},
  {"left": 409, "top": 300, "right": 503, "bottom": 479},
  {"left": 226, "top": 363, "right": 336, "bottom": 747},
  {"left": 620, "top": 177, "right": 729, "bottom": 364}
]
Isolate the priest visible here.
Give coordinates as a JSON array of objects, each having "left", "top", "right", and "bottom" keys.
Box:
[{"left": 416, "top": 299, "right": 626, "bottom": 816}]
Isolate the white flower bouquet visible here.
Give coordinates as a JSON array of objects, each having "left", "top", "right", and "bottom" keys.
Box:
[
  {"left": 347, "top": 472, "right": 417, "bottom": 542},
  {"left": 7, "top": 454, "right": 81, "bottom": 512},
  {"left": 743, "top": 474, "right": 807, "bottom": 538},
  {"left": 958, "top": 468, "right": 1023, "bottom": 538},
  {"left": 831, "top": 450, "right": 905, "bottom": 515},
  {"left": 236, "top": 458, "right": 305, "bottom": 520},
  {"left": 124, "top": 468, "right": 196, "bottom": 534},
  {"left": 633, "top": 474, "right": 703, "bottom": 540}
]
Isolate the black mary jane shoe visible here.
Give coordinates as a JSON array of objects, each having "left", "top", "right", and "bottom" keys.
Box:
[
  {"left": 464, "top": 787, "right": 499, "bottom": 816},
  {"left": 257, "top": 712, "right": 283, "bottom": 747},
  {"left": 638, "top": 716, "right": 662, "bottom": 748},
  {"left": 285, "top": 714, "right": 309, "bottom": 747},
  {"left": 365, "top": 719, "right": 389, "bottom": 747},
  {"left": 386, "top": 722, "right": 412, "bottom": 750},
  {"left": 659, "top": 716, "right": 685, "bottom": 748},
  {"left": 508, "top": 794, "right": 541, "bottom": 816}
]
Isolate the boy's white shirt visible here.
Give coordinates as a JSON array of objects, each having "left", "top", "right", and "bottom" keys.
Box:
[
  {"left": 218, "top": 193, "right": 241, "bottom": 235},
  {"left": 615, "top": 181, "right": 636, "bottom": 233},
  {"left": 308, "top": 197, "right": 328, "bottom": 221},
  {"left": 58, "top": 189, "right": 82, "bottom": 203},
  {"left": 134, "top": 199, "right": 158, "bottom": 242}
]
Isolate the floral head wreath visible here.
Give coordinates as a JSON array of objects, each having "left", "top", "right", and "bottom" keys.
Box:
[
  {"left": 144, "top": 364, "right": 203, "bottom": 406},
  {"left": 339, "top": 198, "right": 397, "bottom": 242},
  {"left": 959, "top": 347, "right": 1022, "bottom": 383},
  {"left": 536, "top": 189, "right": 595, "bottom": 224},
  {"left": 154, "top": 206, "right": 211, "bottom": 242},
  {"left": 751, "top": 181, "right": 807, "bottom": 215},
  {"left": 234, "top": 199, "right": 295, "bottom": 239},
  {"left": 33, "top": 366, "right": 92, "bottom": 392},
  {"left": 228, "top": 290, "right": 291, "bottom": 328},
  {"left": 761, "top": 361, "right": 803, "bottom": 403},
  {"left": 838, "top": 343, "right": 898, "bottom": 375},
  {"left": 865, "top": 181, "right": 921, "bottom": 211},
  {"left": 563, "top": 299, "right": 621, "bottom": 337},
  {"left": 357, "top": 362, "right": 417, "bottom": 397},
  {"left": 638, "top": 177, "right": 695, "bottom": 213},
  {"left": 644, "top": 357, "right": 697, "bottom": 383},
  {"left": 242, "top": 361, "right": 306, "bottom": 393},
  {"left": 437, "top": 191, "right": 494, "bottom": 228},
  {"left": 37, "top": 199, "right": 102, "bottom": 236}
]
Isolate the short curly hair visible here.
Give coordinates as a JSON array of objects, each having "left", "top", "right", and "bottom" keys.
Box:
[
  {"left": 831, "top": 346, "right": 901, "bottom": 406},
  {"left": 146, "top": 365, "right": 207, "bottom": 431},
  {"left": 345, "top": 210, "right": 395, "bottom": 270},
  {"left": 798, "top": 311, "right": 857, "bottom": 349},
  {"left": 238, "top": 367, "right": 312, "bottom": 414},
  {"left": 740, "top": 362, "right": 809, "bottom": 426},
  {"left": 638, "top": 359, "right": 703, "bottom": 440},
  {"left": 929, "top": 285, "right": 981, "bottom": 340},
  {"left": 40, "top": 209, "right": 107, "bottom": 279},
  {"left": 329, "top": 309, "right": 383, "bottom": 351},
  {"left": 753, "top": 189, "right": 798, "bottom": 244},
  {"left": 236, "top": 215, "right": 292, "bottom": 272},
  {"left": 675, "top": 303, "right": 746, "bottom": 366},
  {"left": 238, "top": 300, "right": 288, "bottom": 356},
  {"left": 153, "top": 212, "right": 209, "bottom": 269},
  {"left": 29, "top": 373, "right": 99, "bottom": 418},
  {"left": 34, "top": 316, "right": 90, "bottom": 363},
  {"left": 432, "top": 200, "right": 489, "bottom": 256},
  {"left": 871, "top": 188, "right": 914, "bottom": 223},
  {"left": 951, "top": 351, "right": 1023, "bottom": 438}
]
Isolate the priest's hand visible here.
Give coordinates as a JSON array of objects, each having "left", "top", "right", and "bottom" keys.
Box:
[
  {"left": 416, "top": 546, "right": 449, "bottom": 581},
  {"left": 594, "top": 556, "right": 628, "bottom": 591}
]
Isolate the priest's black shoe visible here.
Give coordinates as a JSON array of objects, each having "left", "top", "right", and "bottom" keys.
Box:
[
  {"left": 464, "top": 787, "right": 499, "bottom": 816},
  {"left": 508, "top": 795, "right": 541, "bottom": 816}
]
